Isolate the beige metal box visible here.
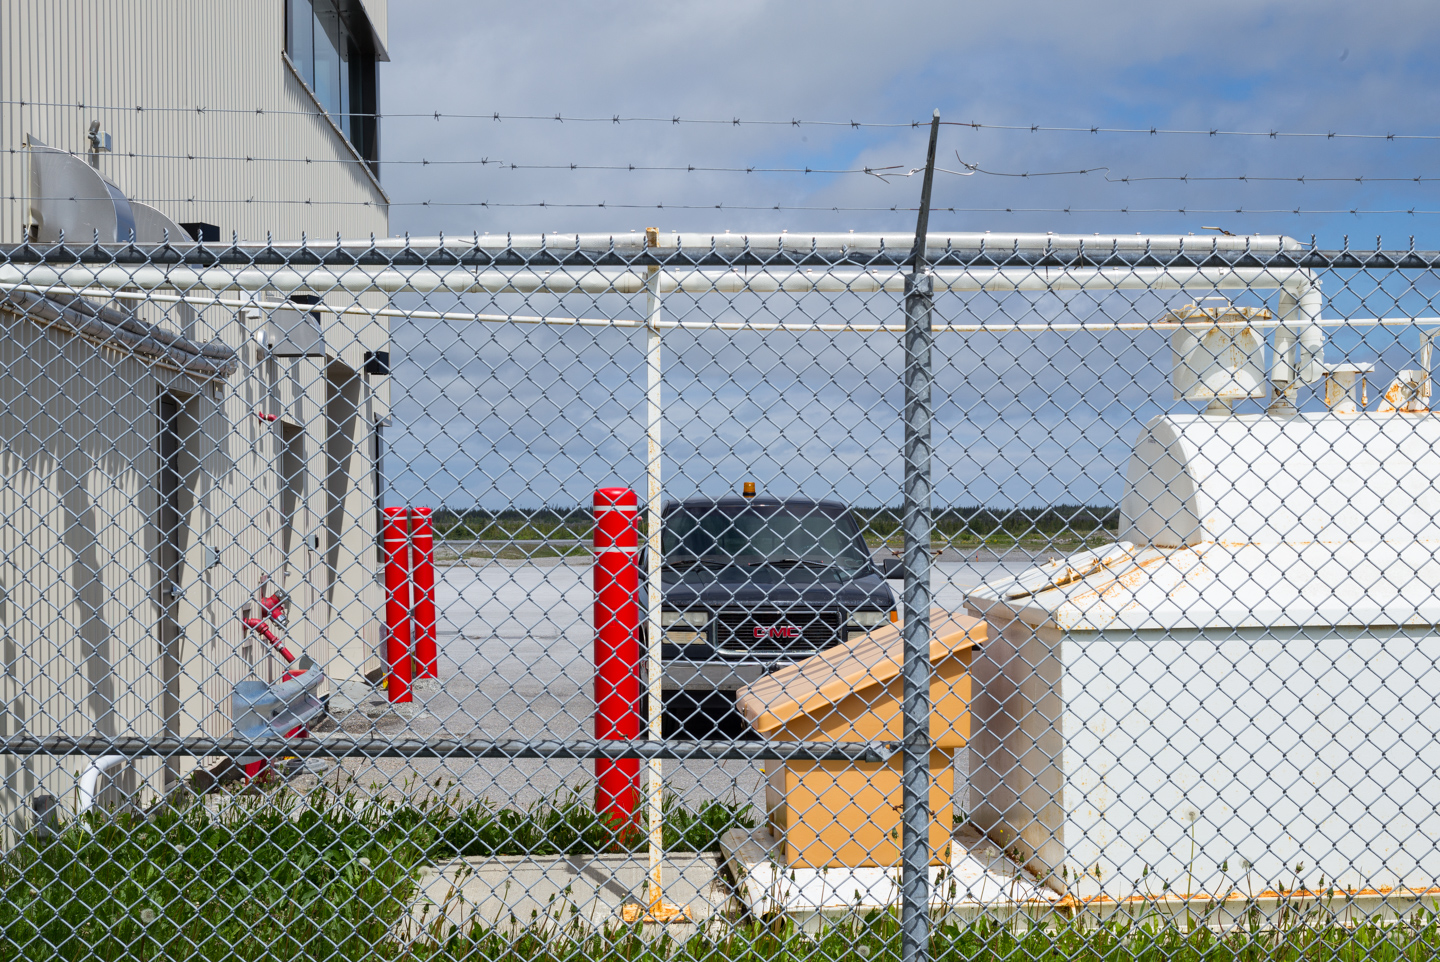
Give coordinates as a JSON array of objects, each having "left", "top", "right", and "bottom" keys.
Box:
[{"left": 737, "top": 610, "right": 983, "bottom": 867}]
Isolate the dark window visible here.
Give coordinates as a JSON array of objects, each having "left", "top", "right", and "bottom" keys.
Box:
[
  {"left": 663, "top": 505, "right": 871, "bottom": 574},
  {"left": 285, "top": 0, "right": 380, "bottom": 170}
]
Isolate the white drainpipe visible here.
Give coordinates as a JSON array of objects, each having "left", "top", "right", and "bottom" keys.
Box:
[
  {"left": 77, "top": 755, "right": 126, "bottom": 816},
  {"left": 1272, "top": 280, "right": 1326, "bottom": 411}
]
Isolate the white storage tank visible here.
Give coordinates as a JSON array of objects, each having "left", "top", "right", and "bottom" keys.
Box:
[{"left": 967, "top": 400, "right": 1440, "bottom": 902}]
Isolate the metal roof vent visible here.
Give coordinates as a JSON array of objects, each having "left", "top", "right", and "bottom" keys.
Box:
[
  {"left": 1165, "top": 298, "right": 1272, "bottom": 414},
  {"left": 25, "top": 137, "right": 136, "bottom": 243}
]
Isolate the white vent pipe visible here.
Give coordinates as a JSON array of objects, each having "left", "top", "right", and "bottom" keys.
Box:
[
  {"left": 1273, "top": 283, "right": 1326, "bottom": 390},
  {"left": 77, "top": 755, "right": 126, "bottom": 817}
]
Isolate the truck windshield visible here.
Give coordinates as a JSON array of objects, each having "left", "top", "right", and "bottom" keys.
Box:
[{"left": 662, "top": 506, "right": 870, "bottom": 572}]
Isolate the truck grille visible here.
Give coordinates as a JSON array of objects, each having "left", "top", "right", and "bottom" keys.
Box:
[{"left": 714, "top": 608, "right": 843, "bottom": 656}]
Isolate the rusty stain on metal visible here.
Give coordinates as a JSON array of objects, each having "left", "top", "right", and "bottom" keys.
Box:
[
  {"left": 1379, "top": 370, "right": 1431, "bottom": 414},
  {"left": 1051, "top": 883, "right": 1440, "bottom": 910}
]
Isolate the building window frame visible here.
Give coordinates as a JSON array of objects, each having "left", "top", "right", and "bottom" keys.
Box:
[{"left": 284, "top": 0, "right": 381, "bottom": 175}]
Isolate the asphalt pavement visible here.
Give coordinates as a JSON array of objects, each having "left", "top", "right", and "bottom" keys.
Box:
[{"left": 332, "top": 552, "right": 1040, "bottom": 811}]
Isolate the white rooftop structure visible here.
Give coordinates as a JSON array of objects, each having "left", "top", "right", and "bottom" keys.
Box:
[{"left": 966, "top": 329, "right": 1440, "bottom": 901}]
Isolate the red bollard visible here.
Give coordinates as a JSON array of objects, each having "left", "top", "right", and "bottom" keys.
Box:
[
  {"left": 382, "top": 506, "right": 413, "bottom": 703},
  {"left": 411, "top": 507, "right": 439, "bottom": 679},
  {"left": 593, "top": 488, "right": 641, "bottom": 823}
]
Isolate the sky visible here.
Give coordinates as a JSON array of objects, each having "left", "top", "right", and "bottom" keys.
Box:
[
  {"left": 379, "top": 0, "right": 1440, "bottom": 244},
  {"left": 371, "top": 1, "right": 1440, "bottom": 514}
]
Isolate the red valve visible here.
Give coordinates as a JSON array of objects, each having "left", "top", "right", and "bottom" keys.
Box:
[
  {"left": 243, "top": 590, "right": 299, "bottom": 668},
  {"left": 243, "top": 616, "right": 298, "bottom": 665},
  {"left": 259, "top": 592, "right": 287, "bottom": 623},
  {"left": 239, "top": 589, "right": 311, "bottom": 781}
]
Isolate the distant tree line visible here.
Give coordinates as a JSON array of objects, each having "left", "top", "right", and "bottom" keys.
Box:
[
  {"left": 853, "top": 504, "right": 1119, "bottom": 541},
  {"left": 431, "top": 503, "right": 1118, "bottom": 542}
]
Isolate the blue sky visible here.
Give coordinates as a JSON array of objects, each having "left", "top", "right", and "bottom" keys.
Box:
[
  {"left": 379, "top": 0, "right": 1440, "bottom": 244},
  {"left": 373, "top": 1, "right": 1440, "bottom": 512}
]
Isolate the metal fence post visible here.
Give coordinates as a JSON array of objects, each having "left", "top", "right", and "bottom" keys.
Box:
[
  {"left": 901, "top": 109, "right": 941, "bottom": 962},
  {"left": 639, "top": 225, "right": 685, "bottom": 922}
]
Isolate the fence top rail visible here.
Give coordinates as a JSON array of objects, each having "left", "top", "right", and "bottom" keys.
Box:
[
  {"left": 370, "top": 231, "right": 1309, "bottom": 253},
  {"left": 4, "top": 230, "right": 1304, "bottom": 258}
]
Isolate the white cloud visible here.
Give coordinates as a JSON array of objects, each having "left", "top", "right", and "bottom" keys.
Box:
[{"left": 376, "top": 2, "right": 1440, "bottom": 510}]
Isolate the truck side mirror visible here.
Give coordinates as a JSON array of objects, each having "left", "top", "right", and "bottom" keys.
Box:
[{"left": 881, "top": 556, "right": 903, "bottom": 579}]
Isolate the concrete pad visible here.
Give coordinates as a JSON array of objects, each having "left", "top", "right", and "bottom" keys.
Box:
[
  {"left": 719, "top": 823, "right": 1440, "bottom": 933},
  {"left": 719, "top": 822, "right": 1058, "bottom": 931},
  {"left": 398, "top": 851, "right": 737, "bottom": 940}
]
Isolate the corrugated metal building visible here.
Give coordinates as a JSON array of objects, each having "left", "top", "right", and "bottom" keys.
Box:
[
  {"left": 0, "top": 0, "right": 393, "bottom": 835},
  {"left": 0, "top": 0, "right": 390, "bottom": 242}
]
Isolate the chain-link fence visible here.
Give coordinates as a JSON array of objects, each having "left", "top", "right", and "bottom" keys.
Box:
[{"left": 1, "top": 224, "right": 1440, "bottom": 960}]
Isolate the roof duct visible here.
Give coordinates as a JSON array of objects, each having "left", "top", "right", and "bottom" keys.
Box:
[
  {"left": 130, "top": 201, "right": 192, "bottom": 244},
  {"left": 25, "top": 137, "right": 136, "bottom": 243}
]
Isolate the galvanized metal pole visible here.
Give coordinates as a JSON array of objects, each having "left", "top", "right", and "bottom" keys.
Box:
[
  {"left": 901, "top": 109, "right": 941, "bottom": 962},
  {"left": 642, "top": 226, "right": 669, "bottom": 919}
]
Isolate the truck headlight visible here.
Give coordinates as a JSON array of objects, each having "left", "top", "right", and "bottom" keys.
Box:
[
  {"left": 847, "top": 610, "right": 894, "bottom": 628},
  {"left": 661, "top": 610, "right": 709, "bottom": 644}
]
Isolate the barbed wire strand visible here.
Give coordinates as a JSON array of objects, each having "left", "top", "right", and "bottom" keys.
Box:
[
  {"left": 947, "top": 154, "right": 1440, "bottom": 186},
  {"left": 0, "top": 147, "right": 905, "bottom": 177},
  {"left": 12, "top": 194, "right": 1440, "bottom": 216},
  {"left": 5, "top": 147, "right": 1437, "bottom": 188},
  {"left": 4, "top": 100, "right": 1439, "bottom": 142}
]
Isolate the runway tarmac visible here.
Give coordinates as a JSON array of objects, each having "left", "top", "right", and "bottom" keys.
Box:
[{"left": 332, "top": 553, "right": 1040, "bottom": 811}]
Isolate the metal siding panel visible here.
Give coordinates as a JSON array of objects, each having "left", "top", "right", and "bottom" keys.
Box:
[{"left": 0, "top": 0, "right": 388, "bottom": 242}]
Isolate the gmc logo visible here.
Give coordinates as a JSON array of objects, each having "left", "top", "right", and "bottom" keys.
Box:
[{"left": 754, "top": 625, "right": 799, "bottom": 639}]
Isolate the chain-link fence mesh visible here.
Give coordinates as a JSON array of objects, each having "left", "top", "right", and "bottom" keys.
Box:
[{"left": 0, "top": 231, "right": 1438, "bottom": 959}]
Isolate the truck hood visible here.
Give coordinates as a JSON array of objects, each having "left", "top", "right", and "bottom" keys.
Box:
[{"left": 661, "top": 564, "right": 894, "bottom": 610}]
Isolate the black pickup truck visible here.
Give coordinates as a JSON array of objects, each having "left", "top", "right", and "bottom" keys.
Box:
[{"left": 644, "top": 492, "right": 898, "bottom": 738}]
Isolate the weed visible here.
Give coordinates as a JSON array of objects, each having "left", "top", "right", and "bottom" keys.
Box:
[
  {"left": 1, "top": 784, "right": 1429, "bottom": 961},
  {"left": 0, "top": 783, "right": 753, "bottom": 960}
]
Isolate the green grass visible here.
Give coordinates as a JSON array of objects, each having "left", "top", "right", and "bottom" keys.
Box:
[
  {"left": 0, "top": 785, "right": 753, "bottom": 961},
  {"left": 411, "top": 911, "right": 1440, "bottom": 962},
  {"left": 0, "top": 786, "right": 421, "bottom": 960},
  {"left": 5, "top": 786, "right": 1434, "bottom": 960},
  {"left": 441, "top": 793, "right": 752, "bottom": 858}
]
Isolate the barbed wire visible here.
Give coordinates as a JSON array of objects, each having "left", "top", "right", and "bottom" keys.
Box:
[
  {"left": 15, "top": 193, "right": 1440, "bottom": 216},
  {"left": 945, "top": 121, "right": 1440, "bottom": 141},
  {"left": 949, "top": 154, "right": 1440, "bottom": 185},
  {"left": 6, "top": 146, "right": 1436, "bottom": 188},
  {"left": 5, "top": 99, "right": 1439, "bottom": 142},
  {"left": 944, "top": 154, "right": 1440, "bottom": 185},
  {"left": 0, "top": 100, "right": 920, "bottom": 127},
  {"left": 0, "top": 147, "right": 905, "bottom": 177}
]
